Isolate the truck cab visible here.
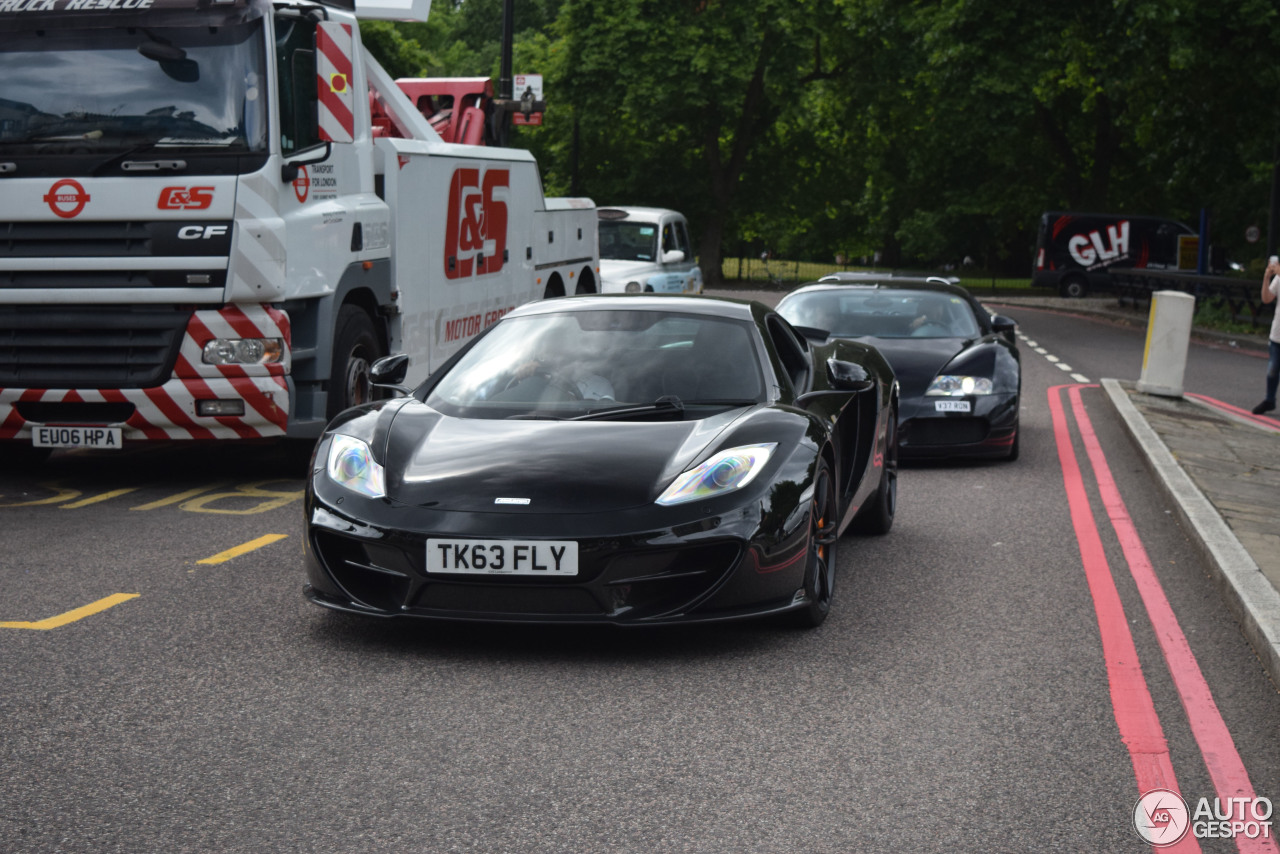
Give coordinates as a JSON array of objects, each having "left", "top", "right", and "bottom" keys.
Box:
[{"left": 597, "top": 207, "right": 702, "bottom": 294}]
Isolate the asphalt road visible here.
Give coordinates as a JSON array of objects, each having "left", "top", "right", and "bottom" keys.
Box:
[{"left": 2, "top": 301, "right": 1278, "bottom": 853}]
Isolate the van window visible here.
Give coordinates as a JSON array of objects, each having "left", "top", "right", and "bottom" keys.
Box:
[{"left": 675, "top": 221, "right": 693, "bottom": 257}]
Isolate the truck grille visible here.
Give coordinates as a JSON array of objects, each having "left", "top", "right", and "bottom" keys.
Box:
[
  {"left": 0, "top": 305, "right": 191, "bottom": 389},
  {"left": 0, "top": 270, "right": 227, "bottom": 289},
  {"left": 0, "top": 221, "right": 233, "bottom": 259},
  {"left": 0, "top": 221, "right": 154, "bottom": 257}
]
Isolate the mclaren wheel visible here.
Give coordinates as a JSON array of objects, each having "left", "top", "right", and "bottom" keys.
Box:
[{"left": 786, "top": 458, "right": 838, "bottom": 629}]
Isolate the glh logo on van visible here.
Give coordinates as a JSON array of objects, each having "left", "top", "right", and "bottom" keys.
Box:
[
  {"left": 1032, "top": 210, "right": 1196, "bottom": 298},
  {"left": 1068, "top": 220, "right": 1129, "bottom": 269}
]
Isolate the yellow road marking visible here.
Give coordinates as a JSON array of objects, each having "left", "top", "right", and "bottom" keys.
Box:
[
  {"left": 181, "top": 482, "right": 304, "bottom": 515},
  {"left": 131, "top": 483, "right": 229, "bottom": 511},
  {"left": 197, "top": 533, "right": 288, "bottom": 565},
  {"left": 0, "top": 484, "right": 83, "bottom": 507},
  {"left": 60, "top": 488, "right": 139, "bottom": 509},
  {"left": 0, "top": 593, "right": 140, "bottom": 630}
]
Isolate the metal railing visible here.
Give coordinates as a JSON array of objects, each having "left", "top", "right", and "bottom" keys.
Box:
[{"left": 1108, "top": 268, "right": 1275, "bottom": 330}]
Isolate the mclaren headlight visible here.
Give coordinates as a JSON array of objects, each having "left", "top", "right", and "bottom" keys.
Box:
[
  {"left": 656, "top": 443, "right": 776, "bottom": 506},
  {"left": 925, "top": 375, "right": 994, "bottom": 396},
  {"left": 326, "top": 434, "right": 386, "bottom": 499}
]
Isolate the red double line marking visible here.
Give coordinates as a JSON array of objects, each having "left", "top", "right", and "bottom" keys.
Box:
[{"left": 1050, "top": 383, "right": 1276, "bottom": 853}]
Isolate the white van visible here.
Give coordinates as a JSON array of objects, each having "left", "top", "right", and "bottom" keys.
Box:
[{"left": 597, "top": 207, "right": 703, "bottom": 294}]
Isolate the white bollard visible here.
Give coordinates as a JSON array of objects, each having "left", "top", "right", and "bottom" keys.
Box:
[{"left": 1136, "top": 290, "right": 1196, "bottom": 397}]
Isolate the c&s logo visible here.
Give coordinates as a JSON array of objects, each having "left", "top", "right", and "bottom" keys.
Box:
[
  {"left": 158, "top": 186, "right": 214, "bottom": 210},
  {"left": 443, "top": 167, "right": 508, "bottom": 280}
]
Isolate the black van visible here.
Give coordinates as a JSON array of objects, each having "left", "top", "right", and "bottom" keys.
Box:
[{"left": 1032, "top": 211, "right": 1196, "bottom": 297}]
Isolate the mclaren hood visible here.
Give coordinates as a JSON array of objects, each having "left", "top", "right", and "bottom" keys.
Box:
[{"left": 379, "top": 403, "right": 751, "bottom": 513}]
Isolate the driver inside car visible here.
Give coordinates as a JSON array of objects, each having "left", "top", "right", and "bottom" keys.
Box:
[
  {"left": 909, "top": 298, "right": 953, "bottom": 335},
  {"left": 480, "top": 356, "right": 616, "bottom": 403}
]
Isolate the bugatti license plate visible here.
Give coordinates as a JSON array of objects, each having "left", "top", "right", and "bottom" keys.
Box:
[
  {"left": 426, "top": 539, "right": 578, "bottom": 576},
  {"left": 934, "top": 400, "right": 972, "bottom": 413}
]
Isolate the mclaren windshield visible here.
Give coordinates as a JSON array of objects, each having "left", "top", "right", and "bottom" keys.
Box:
[
  {"left": 425, "top": 310, "right": 767, "bottom": 420},
  {"left": 0, "top": 19, "right": 268, "bottom": 156}
]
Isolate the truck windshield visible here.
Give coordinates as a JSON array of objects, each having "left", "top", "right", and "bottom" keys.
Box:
[{"left": 0, "top": 20, "right": 267, "bottom": 155}]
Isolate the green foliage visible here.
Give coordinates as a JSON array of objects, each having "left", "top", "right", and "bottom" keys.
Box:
[{"left": 365, "top": 0, "right": 1280, "bottom": 279}]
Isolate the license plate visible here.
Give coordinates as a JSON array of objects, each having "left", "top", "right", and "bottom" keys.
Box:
[
  {"left": 934, "top": 400, "right": 972, "bottom": 413},
  {"left": 426, "top": 539, "right": 578, "bottom": 576},
  {"left": 32, "top": 425, "right": 123, "bottom": 450}
]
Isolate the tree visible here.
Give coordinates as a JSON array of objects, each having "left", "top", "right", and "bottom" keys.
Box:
[{"left": 551, "top": 0, "right": 858, "bottom": 286}]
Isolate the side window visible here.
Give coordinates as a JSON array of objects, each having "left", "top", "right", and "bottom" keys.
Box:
[
  {"left": 675, "top": 221, "right": 693, "bottom": 257},
  {"left": 662, "top": 223, "right": 677, "bottom": 254},
  {"left": 275, "top": 15, "right": 321, "bottom": 155}
]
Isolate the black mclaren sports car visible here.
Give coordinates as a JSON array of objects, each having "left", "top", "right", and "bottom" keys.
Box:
[
  {"left": 777, "top": 277, "right": 1020, "bottom": 460},
  {"left": 304, "top": 295, "right": 899, "bottom": 628}
]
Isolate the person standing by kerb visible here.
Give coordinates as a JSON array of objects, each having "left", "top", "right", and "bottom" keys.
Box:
[{"left": 1252, "top": 255, "right": 1280, "bottom": 415}]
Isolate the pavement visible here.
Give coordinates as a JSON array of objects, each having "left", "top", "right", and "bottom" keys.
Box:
[
  {"left": 983, "top": 296, "right": 1280, "bottom": 690},
  {"left": 1101, "top": 380, "right": 1280, "bottom": 692}
]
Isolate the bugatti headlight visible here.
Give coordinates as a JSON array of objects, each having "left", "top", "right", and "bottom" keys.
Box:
[
  {"left": 326, "top": 434, "right": 386, "bottom": 499},
  {"left": 925, "top": 375, "right": 993, "bottom": 396},
  {"left": 656, "top": 443, "right": 776, "bottom": 506}
]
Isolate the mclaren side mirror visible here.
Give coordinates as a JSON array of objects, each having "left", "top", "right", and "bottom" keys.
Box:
[
  {"left": 827, "top": 358, "right": 874, "bottom": 392},
  {"left": 370, "top": 353, "right": 411, "bottom": 394}
]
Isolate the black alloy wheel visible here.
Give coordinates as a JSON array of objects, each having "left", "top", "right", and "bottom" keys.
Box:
[{"left": 787, "top": 458, "right": 838, "bottom": 628}]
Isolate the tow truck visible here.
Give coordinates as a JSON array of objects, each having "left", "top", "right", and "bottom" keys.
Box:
[{"left": 0, "top": 0, "right": 597, "bottom": 461}]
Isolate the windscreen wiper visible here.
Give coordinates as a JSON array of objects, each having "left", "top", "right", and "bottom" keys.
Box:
[
  {"left": 568, "top": 396, "right": 757, "bottom": 422},
  {"left": 504, "top": 412, "right": 566, "bottom": 420}
]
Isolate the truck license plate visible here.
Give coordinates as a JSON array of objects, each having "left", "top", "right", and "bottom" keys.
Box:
[{"left": 32, "top": 425, "right": 123, "bottom": 450}]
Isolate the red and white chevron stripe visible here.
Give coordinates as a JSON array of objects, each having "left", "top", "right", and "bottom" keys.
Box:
[
  {"left": 0, "top": 305, "right": 293, "bottom": 442},
  {"left": 316, "top": 23, "right": 355, "bottom": 144}
]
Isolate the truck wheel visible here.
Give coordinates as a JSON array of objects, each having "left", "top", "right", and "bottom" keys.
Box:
[
  {"left": 1059, "top": 275, "right": 1088, "bottom": 298},
  {"left": 543, "top": 275, "right": 566, "bottom": 299},
  {"left": 328, "top": 306, "right": 382, "bottom": 420}
]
